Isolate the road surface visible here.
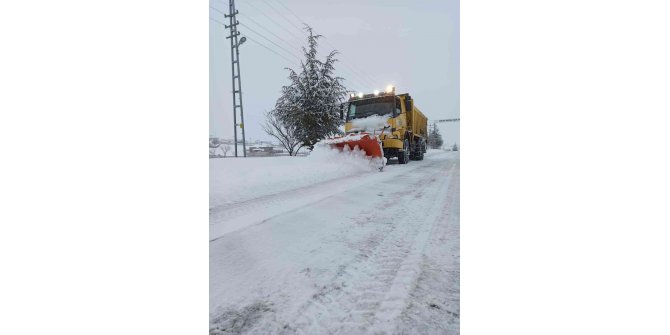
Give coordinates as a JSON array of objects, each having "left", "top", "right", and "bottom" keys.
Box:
[{"left": 210, "top": 151, "right": 459, "bottom": 334}]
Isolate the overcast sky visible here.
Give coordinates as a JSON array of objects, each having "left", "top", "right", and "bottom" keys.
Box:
[{"left": 210, "top": 0, "right": 459, "bottom": 146}]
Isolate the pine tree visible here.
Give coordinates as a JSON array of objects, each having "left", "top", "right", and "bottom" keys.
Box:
[
  {"left": 273, "top": 25, "right": 348, "bottom": 151},
  {"left": 428, "top": 123, "right": 444, "bottom": 149}
]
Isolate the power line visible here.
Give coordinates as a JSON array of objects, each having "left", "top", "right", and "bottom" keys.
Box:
[
  {"left": 213, "top": 5, "right": 305, "bottom": 58},
  {"left": 209, "top": 16, "right": 226, "bottom": 27},
  {"left": 304, "top": 39, "right": 379, "bottom": 90},
  {"left": 258, "top": 1, "right": 382, "bottom": 90},
  {"left": 221, "top": 2, "right": 381, "bottom": 90},
  {"left": 257, "top": 0, "right": 381, "bottom": 88},
  {"left": 239, "top": 0, "right": 305, "bottom": 41},
  {"left": 273, "top": 0, "right": 307, "bottom": 26},
  {"left": 238, "top": 12, "right": 303, "bottom": 51},
  {"left": 208, "top": 5, "right": 227, "bottom": 17},
  {"left": 213, "top": 6, "right": 303, "bottom": 61},
  {"left": 267, "top": 1, "right": 381, "bottom": 88},
  {"left": 329, "top": 49, "right": 379, "bottom": 89},
  {"left": 245, "top": 36, "right": 300, "bottom": 66},
  {"left": 260, "top": 0, "right": 304, "bottom": 33},
  {"left": 210, "top": 16, "right": 299, "bottom": 66},
  {"left": 241, "top": 35, "right": 368, "bottom": 90},
  {"left": 240, "top": 23, "right": 302, "bottom": 60},
  {"left": 213, "top": 4, "right": 375, "bottom": 91},
  {"left": 318, "top": 37, "right": 381, "bottom": 89},
  {"left": 333, "top": 68, "right": 371, "bottom": 91}
]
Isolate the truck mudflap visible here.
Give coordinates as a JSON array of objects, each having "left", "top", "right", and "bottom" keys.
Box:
[{"left": 322, "top": 132, "right": 386, "bottom": 171}]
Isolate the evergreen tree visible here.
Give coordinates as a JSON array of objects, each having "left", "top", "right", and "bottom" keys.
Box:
[
  {"left": 273, "top": 25, "right": 348, "bottom": 151},
  {"left": 428, "top": 123, "right": 444, "bottom": 149}
]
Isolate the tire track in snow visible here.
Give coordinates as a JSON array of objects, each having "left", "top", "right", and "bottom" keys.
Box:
[
  {"left": 283, "top": 159, "right": 457, "bottom": 334},
  {"left": 288, "top": 190, "right": 426, "bottom": 333},
  {"left": 370, "top": 162, "right": 457, "bottom": 334},
  {"left": 397, "top": 160, "right": 460, "bottom": 334}
]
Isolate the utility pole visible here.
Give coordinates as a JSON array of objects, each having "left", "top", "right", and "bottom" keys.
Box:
[{"left": 224, "top": 0, "right": 246, "bottom": 157}]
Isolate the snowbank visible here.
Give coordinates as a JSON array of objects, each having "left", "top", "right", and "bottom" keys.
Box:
[{"left": 210, "top": 144, "right": 379, "bottom": 207}]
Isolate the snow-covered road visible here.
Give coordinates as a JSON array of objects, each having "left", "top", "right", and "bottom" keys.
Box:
[{"left": 210, "top": 151, "right": 459, "bottom": 334}]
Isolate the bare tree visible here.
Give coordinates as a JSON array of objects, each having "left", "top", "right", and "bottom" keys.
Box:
[
  {"left": 262, "top": 110, "right": 304, "bottom": 156},
  {"left": 221, "top": 144, "right": 231, "bottom": 157}
]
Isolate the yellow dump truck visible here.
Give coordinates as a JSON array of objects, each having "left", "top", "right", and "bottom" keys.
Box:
[{"left": 337, "top": 88, "right": 428, "bottom": 164}]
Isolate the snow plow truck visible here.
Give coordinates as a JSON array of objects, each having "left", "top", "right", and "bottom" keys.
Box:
[{"left": 323, "top": 86, "right": 428, "bottom": 168}]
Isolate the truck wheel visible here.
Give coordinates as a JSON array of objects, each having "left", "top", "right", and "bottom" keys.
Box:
[
  {"left": 398, "top": 139, "right": 410, "bottom": 164},
  {"left": 410, "top": 140, "right": 419, "bottom": 160},
  {"left": 419, "top": 140, "right": 426, "bottom": 160}
]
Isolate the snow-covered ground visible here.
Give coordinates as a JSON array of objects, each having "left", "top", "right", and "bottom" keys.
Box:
[
  {"left": 210, "top": 149, "right": 459, "bottom": 334},
  {"left": 210, "top": 146, "right": 378, "bottom": 207}
]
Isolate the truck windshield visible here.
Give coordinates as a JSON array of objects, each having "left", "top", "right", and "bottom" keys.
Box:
[{"left": 347, "top": 98, "right": 394, "bottom": 121}]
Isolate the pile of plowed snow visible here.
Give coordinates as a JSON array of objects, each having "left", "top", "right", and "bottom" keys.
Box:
[{"left": 210, "top": 144, "right": 379, "bottom": 207}]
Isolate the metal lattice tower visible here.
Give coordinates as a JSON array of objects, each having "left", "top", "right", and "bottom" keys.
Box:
[{"left": 224, "top": 0, "right": 246, "bottom": 157}]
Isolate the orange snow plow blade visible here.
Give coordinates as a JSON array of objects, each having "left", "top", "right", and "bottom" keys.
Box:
[{"left": 323, "top": 132, "right": 384, "bottom": 158}]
